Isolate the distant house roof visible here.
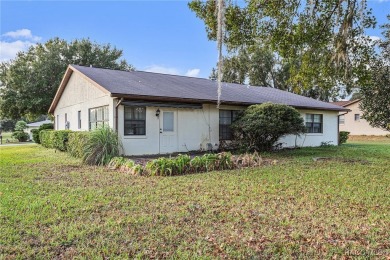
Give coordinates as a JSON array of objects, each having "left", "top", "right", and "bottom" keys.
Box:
[
  {"left": 49, "top": 65, "right": 349, "bottom": 113},
  {"left": 27, "top": 120, "right": 53, "bottom": 127},
  {"left": 330, "top": 99, "right": 360, "bottom": 107}
]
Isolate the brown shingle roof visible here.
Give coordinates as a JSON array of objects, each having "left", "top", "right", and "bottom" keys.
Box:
[
  {"left": 49, "top": 65, "right": 349, "bottom": 113},
  {"left": 330, "top": 99, "right": 360, "bottom": 107}
]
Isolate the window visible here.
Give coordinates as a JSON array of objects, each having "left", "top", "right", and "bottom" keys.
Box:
[
  {"left": 56, "top": 115, "right": 59, "bottom": 130},
  {"left": 219, "top": 110, "right": 240, "bottom": 140},
  {"left": 89, "top": 106, "right": 109, "bottom": 130},
  {"left": 163, "top": 112, "right": 174, "bottom": 132},
  {"left": 339, "top": 115, "right": 345, "bottom": 125},
  {"left": 65, "top": 113, "right": 68, "bottom": 129},
  {"left": 124, "top": 106, "right": 146, "bottom": 135},
  {"left": 78, "top": 111, "right": 81, "bottom": 129},
  {"left": 354, "top": 114, "right": 360, "bottom": 121},
  {"left": 306, "top": 114, "right": 323, "bottom": 133}
]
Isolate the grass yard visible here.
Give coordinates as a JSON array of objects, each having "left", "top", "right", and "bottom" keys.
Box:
[
  {"left": 0, "top": 132, "right": 15, "bottom": 143},
  {"left": 0, "top": 142, "right": 389, "bottom": 259}
]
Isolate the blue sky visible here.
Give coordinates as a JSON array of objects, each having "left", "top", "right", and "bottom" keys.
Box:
[{"left": 1, "top": 0, "right": 389, "bottom": 79}]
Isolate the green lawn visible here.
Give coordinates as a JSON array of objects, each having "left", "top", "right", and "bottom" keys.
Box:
[
  {"left": 0, "top": 132, "right": 15, "bottom": 143},
  {"left": 0, "top": 142, "right": 389, "bottom": 259}
]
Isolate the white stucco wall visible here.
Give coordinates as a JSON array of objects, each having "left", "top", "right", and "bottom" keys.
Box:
[
  {"left": 119, "top": 105, "right": 339, "bottom": 155},
  {"left": 280, "top": 109, "right": 339, "bottom": 147},
  {"left": 339, "top": 102, "right": 389, "bottom": 136},
  {"left": 118, "top": 104, "right": 226, "bottom": 155},
  {"left": 53, "top": 72, "right": 114, "bottom": 131}
]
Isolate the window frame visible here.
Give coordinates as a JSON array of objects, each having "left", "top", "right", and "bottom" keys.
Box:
[
  {"left": 65, "top": 113, "right": 69, "bottom": 129},
  {"left": 354, "top": 114, "right": 360, "bottom": 121},
  {"left": 339, "top": 115, "right": 345, "bottom": 125},
  {"left": 124, "top": 106, "right": 146, "bottom": 136},
  {"left": 219, "top": 110, "right": 240, "bottom": 140},
  {"left": 78, "top": 110, "right": 81, "bottom": 129},
  {"left": 305, "top": 114, "right": 323, "bottom": 134},
  {"left": 89, "top": 106, "right": 109, "bottom": 130}
]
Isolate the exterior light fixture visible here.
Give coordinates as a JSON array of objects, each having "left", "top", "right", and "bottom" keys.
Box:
[{"left": 156, "top": 109, "right": 160, "bottom": 117}]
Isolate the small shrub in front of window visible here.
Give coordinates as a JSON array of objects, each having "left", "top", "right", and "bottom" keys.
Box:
[
  {"left": 231, "top": 103, "right": 306, "bottom": 152},
  {"left": 83, "top": 126, "right": 122, "bottom": 166}
]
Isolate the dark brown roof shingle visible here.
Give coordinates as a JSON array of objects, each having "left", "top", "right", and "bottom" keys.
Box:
[{"left": 69, "top": 65, "right": 348, "bottom": 111}]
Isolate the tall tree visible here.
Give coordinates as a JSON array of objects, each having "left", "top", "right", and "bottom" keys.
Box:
[
  {"left": 0, "top": 38, "right": 134, "bottom": 119},
  {"left": 360, "top": 15, "right": 390, "bottom": 131},
  {"left": 189, "top": 0, "right": 376, "bottom": 101}
]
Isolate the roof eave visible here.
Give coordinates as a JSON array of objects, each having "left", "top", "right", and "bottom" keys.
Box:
[
  {"left": 110, "top": 93, "right": 350, "bottom": 112},
  {"left": 48, "top": 66, "right": 74, "bottom": 114},
  {"left": 48, "top": 65, "right": 111, "bottom": 114}
]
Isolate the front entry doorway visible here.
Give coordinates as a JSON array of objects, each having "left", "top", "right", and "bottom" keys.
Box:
[{"left": 159, "top": 110, "right": 177, "bottom": 154}]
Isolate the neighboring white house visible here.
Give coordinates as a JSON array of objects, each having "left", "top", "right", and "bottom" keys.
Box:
[
  {"left": 332, "top": 99, "right": 390, "bottom": 136},
  {"left": 49, "top": 65, "right": 348, "bottom": 156},
  {"left": 26, "top": 120, "right": 53, "bottom": 140}
]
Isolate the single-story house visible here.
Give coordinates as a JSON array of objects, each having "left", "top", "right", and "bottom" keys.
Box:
[
  {"left": 331, "top": 99, "right": 390, "bottom": 136},
  {"left": 26, "top": 120, "right": 53, "bottom": 140},
  {"left": 49, "top": 65, "right": 347, "bottom": 156}
]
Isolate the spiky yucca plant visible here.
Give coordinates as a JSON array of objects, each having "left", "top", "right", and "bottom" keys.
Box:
[{"left": 83, "top": 126, "right": 122, "bottom": 166}]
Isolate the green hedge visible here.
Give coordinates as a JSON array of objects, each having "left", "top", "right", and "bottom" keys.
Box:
[
  {"left": 339, "top": 131, "right": 350, "bottom": 144},
  {"left": 39, "top": 130, "right": 53, "bottom": 148},
  {"left": 67, "top": 132, "right": 90, "bottom": 158},
  {"left": 33, "top": 123, "right": 54, "bottom": 144},
  {"left": 39, "top": 130, "right": 72, "bottom": 151},
  {"left": 31, "top": 129, "right": 40, "bottom": 143}
]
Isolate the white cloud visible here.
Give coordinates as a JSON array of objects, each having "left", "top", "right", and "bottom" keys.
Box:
[
  {"left": 0, "top": 29, "right": 42, "bottom": 61},
  {"left": 3, "top": 29, "right": 41, "bottom": 41},
  {"left": 144, "top": 65, "right": 200, "bottom": 77},
  {"left": 0, "top": 40, "right": 34, "bottom": 61},
  {"left": 145, "top": 65, "right": 180, "bottom": 75},
  {"left": 368, "top": 36, "right": 381, "bottom": 42},
  {"left": 185, "top": 68, "right": 200, "bottom": 77}
]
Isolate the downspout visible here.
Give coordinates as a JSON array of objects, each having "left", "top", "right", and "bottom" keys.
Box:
[
  {"left": 115, "top": 98, "right": 124, "bottom": 133},
  {"left": 337, "top": 111, "right": 349, "bottom": 145}
]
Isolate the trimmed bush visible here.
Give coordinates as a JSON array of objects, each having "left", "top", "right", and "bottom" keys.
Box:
[
  {"left": 339, "top": 131, "right": 350, "bottom": 144},
  {"left": 11, "top": 131, "right": 29, "bottom": 142},
  {"left": 33, "top": 123, "right": 54, "bottom": 144},
  {"left": 40, "top": 130, "right": 72, "bottom": 151},
  {"left": 14, "top": 121, "right": 28, "bottom": 131},
  {"left": 67, "top": 132, "right": 90, "bottom": 158},
  {"left": 231, "top": 103, "right": 306, "bottom": 151},
  {"left": 40, "top": 130, "right": 53, "bottom": 148},
  {"left": 83, "top": 126, "right": 121, "bottom": 166},
  {"left": 31, "top": 129, "right": 40, "bottom": 143}
]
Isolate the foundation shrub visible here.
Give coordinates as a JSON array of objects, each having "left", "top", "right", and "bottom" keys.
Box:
[
  {"left": 67, "top": 132, "right": 90, "bottom": 158},
  {"left": 39, "top": 130, "right": 72, "bottom": 151},
  {"left": 339, "top": 131, "right": 350, "bottom": 144},
  {"left": 231, "top": 103, "right": 305, "bottom": 151},
  {"left": 83, "top": 126, "right": 121, "bottom": 166}
]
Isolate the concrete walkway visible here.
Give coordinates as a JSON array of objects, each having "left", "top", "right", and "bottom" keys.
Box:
[{"left": 0, "top": 142, "right": 36, "bottom": 147}]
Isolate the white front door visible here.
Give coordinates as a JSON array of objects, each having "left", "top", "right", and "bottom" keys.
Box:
[{"left": 159, "top": 110, "right": 177, "bottom": 154}]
